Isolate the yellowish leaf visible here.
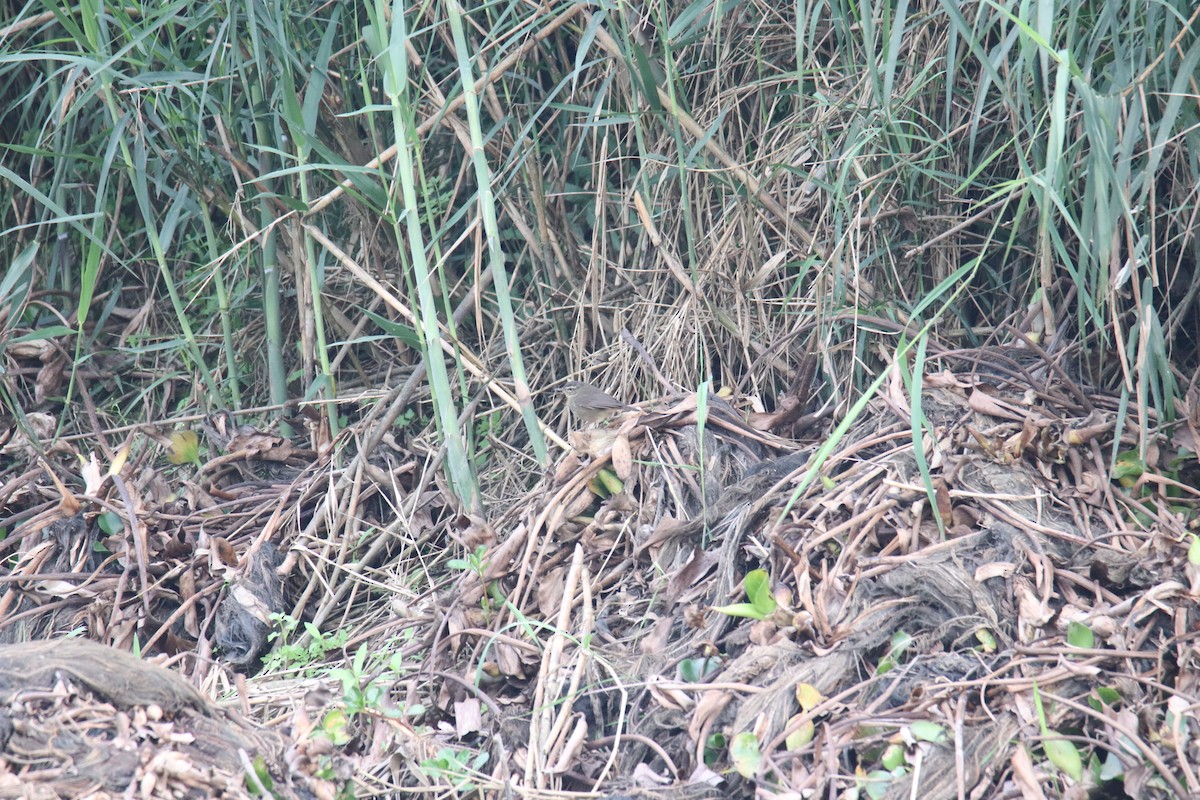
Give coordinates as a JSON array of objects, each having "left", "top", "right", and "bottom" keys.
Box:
[{"left": 167, "top": 430, "right": 200, "bottom": 465}]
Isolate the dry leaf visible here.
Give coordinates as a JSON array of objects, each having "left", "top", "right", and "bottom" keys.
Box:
[
  {"left": 975, "top": 562, "right": 1015, "bottom": 581},
  {"left": 687, "top": 689, "right": 734, "bottom": 752},
  {"left": 536, "top": 566, "right": 567, "bottom": 617},
  {"left": 611, "top": 433, "right": 632, "bottom": 479},
  {"left": 80, "top": 452, "right": 105, "bottom": 495},
  {"left": 1016, "top": 579, "right": 1053, "bottom": 639},
  {"left": 453, "top": 698, "right": 482, "bottom": 738},
  {"left": 494, "top": 642, "right": 526, "bottom": 678},
  {"left": 968, "top": 387, "right": 1019, "bottom": 419},
  {"left": 226, "top": 430, "right": 296, "bottom": 461},
  {"left": 1010, "top": 745, "right": 1048, "bottom": 800},
  {"left": 934, "top": 478, "right": 953, "bottom": 521},
  {"left": 648, "top": 675, "right": 693, "bottom": 712},
  {"left": 553, "top": 451, "right": 582, "bottom": 483},
  {"left": 548, "top": 715, "right": 588, "bottom": 774},
  {"left": 639, "top": 616, "right": 673, "bottom": 655},
  {"left": 631, "top": 762, "right": 672, "bottom": 786}
]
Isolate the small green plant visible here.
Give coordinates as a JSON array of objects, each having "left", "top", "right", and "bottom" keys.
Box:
[
  {"left": 1033, "top": 682, "right": 1084, "bottom": 783},
  {"left": 876, "top": 630, "right": 914, "bottom": 675},
  {"left": 703, "top": 732, "right": 726, "bottom": 767},
  {"left": 447, "top": 545, "right": 489, "bottom": 579},
  {"left": 448, "top": 545, "right": 503, "bottom": 613},
  {"left": 262, "top": 614, "right": 350, "bottom": 675},
  {"left": 417, "top": 747, "right": 489, "bottom": 794},
  {"left": 729, "top": 731, "right": 762, "bottom": 778},
  {"left": 326, "top": 644, "right": 417, "bottom": 720},
  {"left": 711, "top": 569, "right": 777, "bottom": 620}
]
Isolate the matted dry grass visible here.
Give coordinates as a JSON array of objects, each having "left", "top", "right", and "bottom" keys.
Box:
[
  {"left": 2, "top": 1, "right": 1198, "bottom": 797},
  {"left": 3, "top": 342, "right": 1197, "bottom": 798}
]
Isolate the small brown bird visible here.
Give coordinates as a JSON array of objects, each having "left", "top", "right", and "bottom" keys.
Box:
[{"left": 561, "top": 380, "right": 633, "bottom": 424}]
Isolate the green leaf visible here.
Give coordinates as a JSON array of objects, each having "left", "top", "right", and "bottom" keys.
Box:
[
  {"left": 1112, "top": 451, "right": 1144, "bottom": 486},
  {"left": 1067, "top": 621, "right": 1094, "bottom": 649},
  {"left": 795, "top": 683, "right": 824, "bottom": 711},
  {"left": 0, "top": 241, "right": 38, "bottom": 319},
  {"left": 597, "top": 468, "right": 625, "bottom": 495},
  {"left": 1188, "top": 533, "right": 1200, "bottom": 565},
  {"left": 1090, "top": 686, "right": 1121, "bottom": 710},
  {"left": 703, "top": 733, "right": 725, "bottom": 767},
  {"left": 877, "top": 630, "right": 913, "bottom": 674},
  {"left": 710, "top": 602, "right": 765, "bottom": 620},
  {"left": 881, "top": 744, "right": 907, "bottom": 771},
  {"left": 679, "top": 657, "right": 719, "bottom": 682},
  {"left": 713, "top": 569, "right": 777, "bottom": 620},
  {"left": 785, "top": 717, "right": 815, "bottom": 750},
  {"left": 1044, "top": 735, "right": 1084, "bottom": 781},
  {"left": 247, "top": 755, "right": 275, "bottom": 795},
  {"left": 862, "top": 769, "right": 894, "bottom": 800},
  {"left": 320, "top": 708, "right": 350, "bottom": 745},
  {"left": 166, "top": 430, "right": 200, "bottom": 466},
  {"left": 729, "top": 732, "right": 761, "bottom": 778},
  {"left": 1099, "top": 750, "right": 1125, "bottom": 780},
  {"left": 97, "top": 511, "right": 124, "bottom": 536},
  {"left": 744, "top": 569, "right": 776, "bottom": 617},
  {"left": 9, "top": 326, "right": 74, "bottom": 343},
  {"left": 909, "top": 720, "right": 946, "bottom": 743},
  {"left": 1033, "top": 681, "right": 1083, "bottom": 781},
  {"left": 361, "top": 307, "right": 422, "bottom": 348}
]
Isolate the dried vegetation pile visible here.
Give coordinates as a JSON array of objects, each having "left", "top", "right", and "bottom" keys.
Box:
[
  {"left": 3, "top": 342, "right": 1199, "bottom": 798},
  {"left": 435, "top": 349, "right": 1199, "bottom": 798},
  {"left": 1, "top": 0, "right": 1198, "bottom": 798}
]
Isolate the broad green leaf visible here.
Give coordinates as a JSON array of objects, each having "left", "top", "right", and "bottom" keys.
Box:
[
  {"left": 1044, "top": 735, "right": 1083, "bottom": 781},
  {"left": 785, "top": 716, "right": 815, "bottom": 750},
  {"left": 1088, "top": 687, "right": 1120, "bottom": 714},
  {"left": 730, "top": 732, "right": 761, "bottom": 778},
  {"left": 744, "top": 569, "right": 776, "bottom": 616},
  {"left": 861, "top": 768, "right": 894, "bottom": 800},
  {"left": 910, "top": 721, "right": 946, "bottom": 743},
  {"left": 1033, "top": 681, "right": 1083, "bottom": 781},
  {"left": 1067, "top": 621, "right": 1094, "bottom": 649},
  {"left": 679, "top": 657, "right": 720, "bottom": 683},
  {"left": 881, "top": 744, "right": 907, "bottom": 771}
]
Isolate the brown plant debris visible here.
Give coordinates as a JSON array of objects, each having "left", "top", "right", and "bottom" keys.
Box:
[
  {"left": 0, "top": 639, "right": 332, "bottom": 799},
  {"left": 0, "top": 351, "right": 1197, "bottom": 799},
  {"left": 422, "top": 359, "right": 1198, "bottom": 798}
]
